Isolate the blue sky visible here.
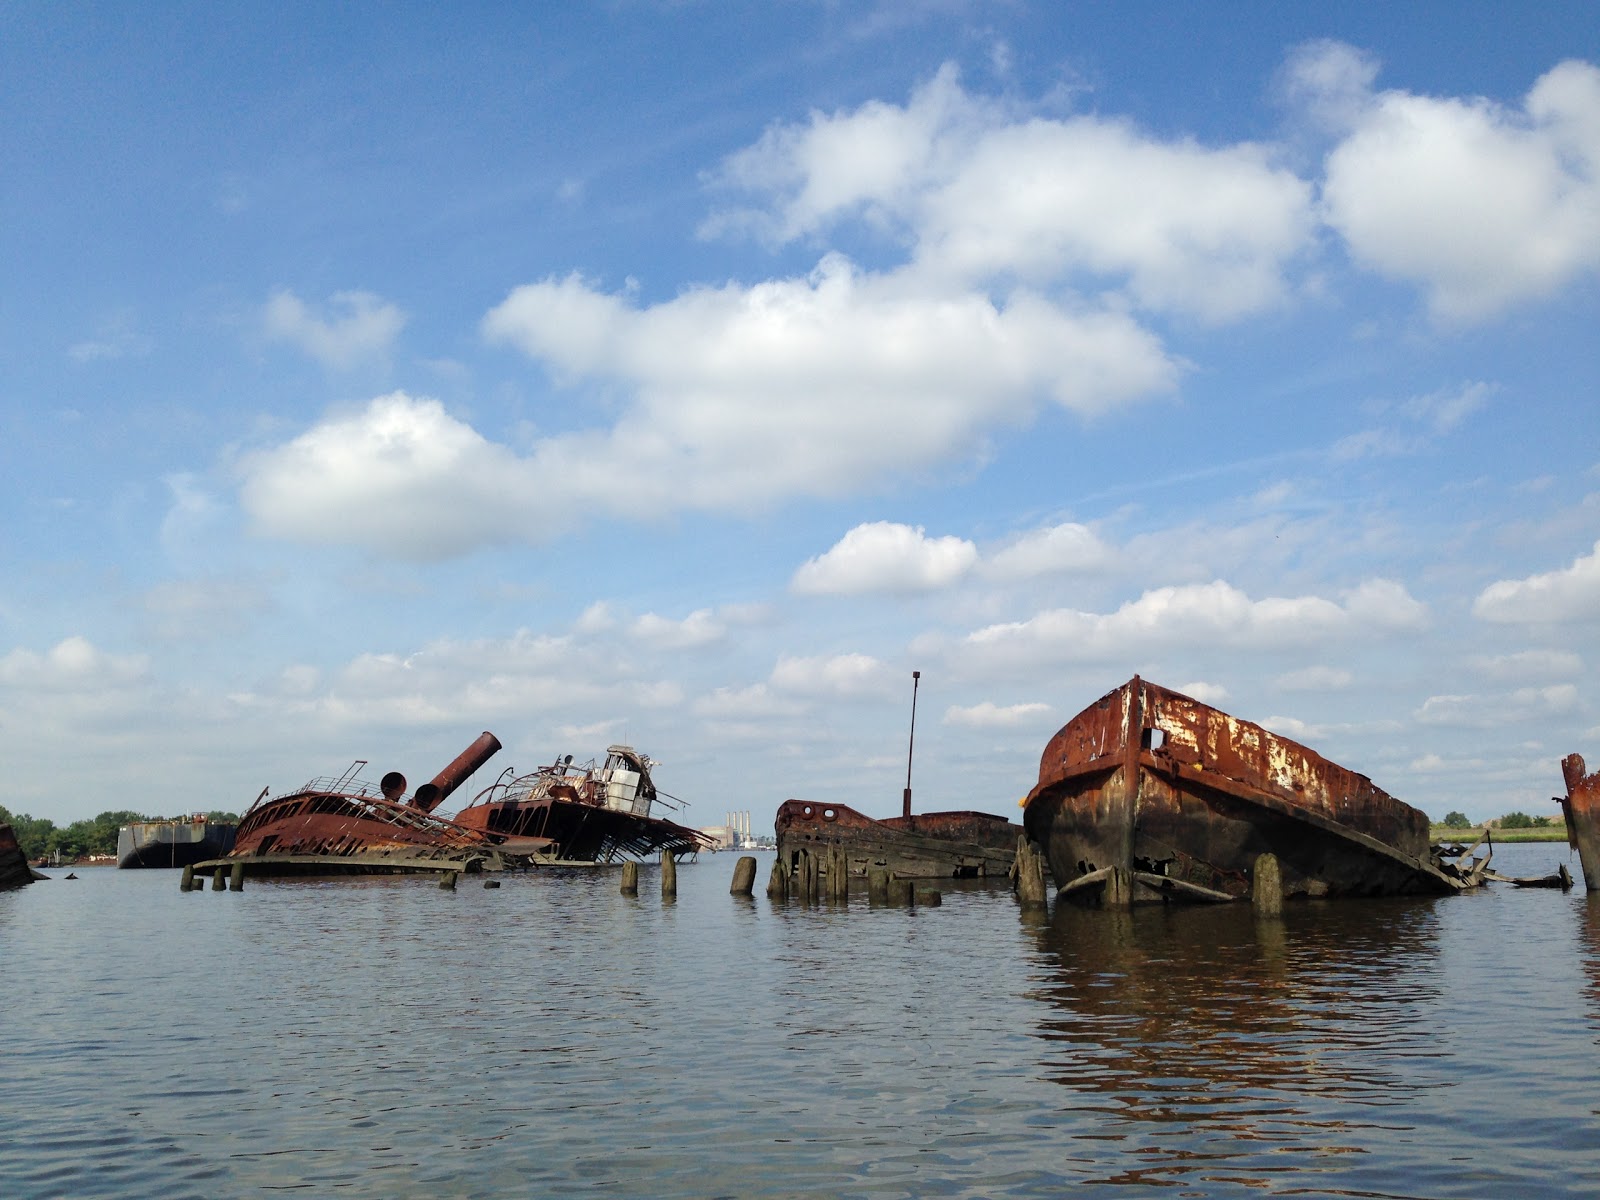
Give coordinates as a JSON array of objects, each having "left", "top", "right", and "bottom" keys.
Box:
[{"left": 3, "top": 2, "right": 1597, "bottom": 828}]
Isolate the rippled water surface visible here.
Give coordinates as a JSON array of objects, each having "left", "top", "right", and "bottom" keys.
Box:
[{"left": 4, "top": 843, "right": 1599, "bottom": 1198}]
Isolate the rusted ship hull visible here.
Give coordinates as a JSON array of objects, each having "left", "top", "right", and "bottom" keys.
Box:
[
  {"left": 222, "top": 732, "right": 519, "bottom": 876},
  {"left": 1, "top": 823, "right": 45, "bottom": 888},
  {"left": 775, "top": 800, "right": 1019, "bottom": 880},
  {"left": 1560, "top": 754, "right": 1600, "bottom": 892},
  {"left": 1022, "top": 677, "right": 1471, "bottom": 906},
  {"left": 454, "top": 745, "right": 710, "bottom": 864}
]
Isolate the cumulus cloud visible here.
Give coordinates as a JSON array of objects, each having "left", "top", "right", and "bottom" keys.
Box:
[
  {"left": 1473, "top": 540, "right": 1600, "bottom": 623},
  {"left": 943, "top": 700, "right": 1053, "bottom": 728},
  {"left": 630, "top": 608, "right": 727, "bottom": 649},
  {"left": 962, "top": 578, "right": 1427, "bottom": 665},
  {"left": 708, "top": 63, "right": 1315, "bottom": 322},
  {"left": 264, "top": 289, "right": 407, "bottom": 368},
  {"left": 769, "top": 652, "right": 896, "bottom": 697},
  {"left": 1275, "top": 666, "right": 1353, "bottom": 691},
  {"left": 1469, "top": 649, "right": 1584, "bottom": 681},
  {"left": 0, "top": 636, "right": 150, "bottom": 690},
  {"left": 983, "top": 521, "right": 1114, "bottom": 580},
  {"left": 691, "top": 683, "right": 807, "bottom": 719},
  {"left": 1416, "top": 684, "right": 1580, "bottom": 728},
  {"left": 792, "top": 522, "right": 978, "bottom": 595},
  {"left": 1299, "top": 46, "right": 1600, "bottom": 322},
  {"left": 143, "top": 578, "right": 272, "bottom": 641}
]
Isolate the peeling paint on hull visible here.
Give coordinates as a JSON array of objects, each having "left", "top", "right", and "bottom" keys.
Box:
[{"left": 1560, "top": 754, "right": 1600, "bottom": 891}]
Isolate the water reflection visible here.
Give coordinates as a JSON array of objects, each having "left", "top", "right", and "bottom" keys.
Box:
[{"left": 1022, "top": 898, "right": 1448, "bottom": 1191}]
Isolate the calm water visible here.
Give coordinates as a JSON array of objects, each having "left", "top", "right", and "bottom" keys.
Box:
[{"left": 4, "top": 844, "right": 1599, "bottom": 1199}]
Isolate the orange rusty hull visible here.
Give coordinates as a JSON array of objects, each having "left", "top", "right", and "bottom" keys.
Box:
[
  {"left": 1560, "top": 754, "right": 1600, "bottom": 892},
  {"left": 775, "top": 799, "right": 1020, "bottom": 880},
  {"left": 1022, "top": 677, "right": 1461, "bottom": 904}
]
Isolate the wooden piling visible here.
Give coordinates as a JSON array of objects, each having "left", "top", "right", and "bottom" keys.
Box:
[
  {"left": 867, "top": 866, "right": 889, "bottom": 904},
  {"left": 917, "top": 888, "right": 942, "bottom": 907},
  {"left": 439, "top": 870, "right": 457, "bottom": 889},
  {"left": 1014, "top": 836, "right": 1048, "bottom": 906},
  {"left": 766, "top": 858, "right": 788, "bottom": 898},
  {"left": 228, "top": 861, "right": 244, "bottom": 892},
  {"left": 621, "top": 860, "right": 639, "bottom": 895},
  {"left": 1252, "top": 851, "right": 1283, "bottom": 917},
  {"left": 211, "top": 867, "right": 226, "bottom": 891},
  {"left": 730, "top": 855, "right": 757, "bottom": 895},
  {"left": 803, "top": 849, "right": 819, "bottom": 902},
  {"left": 662, "top": 852, "right": 678, "bottom": 898},
  {"left": 179, "top": 864, "right": 194, "bottom": 892},
  {"left": 484, "top": 879, "right": 501, "bottom": 889}
]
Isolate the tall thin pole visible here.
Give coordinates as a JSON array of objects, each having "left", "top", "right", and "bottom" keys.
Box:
[{"left": 903, "top": 670, "right": 921, "bottom": 820}]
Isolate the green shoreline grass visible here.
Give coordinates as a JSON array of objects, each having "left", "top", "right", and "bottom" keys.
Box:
[{"left": 1428, "top": 824, "right": 1568, "bottom": 843}]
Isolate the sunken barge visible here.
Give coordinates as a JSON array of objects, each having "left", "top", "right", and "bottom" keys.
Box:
[
  {"left": 774, "top": 800, "right": 1018, "bottom": 880},
  {"left": 454, "top": 746, "right": 710, "bottom": 864},
  {"left": 1022, "top": 676, "right": 1485, "bottom": 907},
  {"left": 219, "top": 732, "right": 530, "bottom": 876}
]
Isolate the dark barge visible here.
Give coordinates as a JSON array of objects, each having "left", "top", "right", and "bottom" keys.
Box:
[
  {"left": 1022, "top": 676, "right": 1486, "bottom": 906},
  {"left": 117, "top": 815, "right": 237, "bottom": 869},
  {"left": 453, "top": 746, "right": 711, "bottom": 864}
]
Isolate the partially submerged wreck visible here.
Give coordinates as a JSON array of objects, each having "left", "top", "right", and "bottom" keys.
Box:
[
  {"left": 1559, "top": 753, "right": 1600, "bottom": 891},
  {"left": 774, "top": 800, "right": 1019, "bottom": 880},
  {"left": 1, "top": 823, "right": 46, "bottom": 888},
  {"left": 453, "top": 746, "right": 710, "bottom": 864},
  {"left": 219, "top": 732, "right": 533, "bottom": 876},
  {"left": 1022, "top": 677, "right": 1488, "bottom": 907},
  {"left": 117, "top": 815, "right": 237, "bottom": 869}
]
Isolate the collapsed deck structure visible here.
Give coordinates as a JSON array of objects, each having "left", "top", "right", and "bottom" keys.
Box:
[
  {"left": 453, "top": 746, "right": 710, "bottom": 864},
  {"left": 1021, "top": 677, "right": 1487, "bottom": 907}
]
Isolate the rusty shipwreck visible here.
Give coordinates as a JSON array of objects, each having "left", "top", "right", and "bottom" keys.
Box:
[
  {"left": 220, "top": 732, "right": 539, "bottom": 876},
  {"left": 453, "top": 745, "right": 711, "bottom": 864},
  {"left": 1560, "top": 753, "right": 1600, "bottom": 891},
  {"left": 1021, "top": 677, "right": 1487, "bottom": 906}
]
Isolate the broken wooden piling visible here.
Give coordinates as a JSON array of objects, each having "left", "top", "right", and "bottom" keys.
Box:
[
  {"left": 662, "top": 852, "right": 678, "bottom": 898},
  {"left": 1252, "top": 852, "right": 1283, "bottom": 916},
  {"left": 621, "top": 860, "right": 639, "bottom": 895},
  {"left": 1013, "top": 836, "right": 1048, "bottom": 906},
  {"left": 730, "top": 855, "right": 756, "bottom": 895},
  {"left": 766, "top": 858, "right": 788, "bottom": 898},
  {"left": 228, "top": 862, "right": 244, "bottom": 892}
]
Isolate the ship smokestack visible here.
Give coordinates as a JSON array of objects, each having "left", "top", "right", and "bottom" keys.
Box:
[
  {"left": 412, "top": 732, "right": 502, "bottom": 814},
  {"left": 380, "top": 772, "right": 407, "bottom": 802}
]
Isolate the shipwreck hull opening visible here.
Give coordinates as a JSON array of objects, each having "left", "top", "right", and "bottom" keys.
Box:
[{"left": 774, "top": 800, "right": 1019, "bottom": 880}]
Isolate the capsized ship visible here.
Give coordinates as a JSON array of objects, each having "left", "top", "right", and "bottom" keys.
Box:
[
  {"left": 117, "top": 815, "right": 237, "bottom": 869},
  {"left": 453, "top": 746, "right": 711, "bottom": 864},
  {"left": 220, "top": 732, "right": 538, "bottom": 876},
  {"left": 1022, "top": 677, "right": 1487, "bottom": 906}
]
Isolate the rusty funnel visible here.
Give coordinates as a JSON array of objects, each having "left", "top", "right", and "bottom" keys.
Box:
[{"left": 412, "top": 731, "right": 502, "bottom": 814}]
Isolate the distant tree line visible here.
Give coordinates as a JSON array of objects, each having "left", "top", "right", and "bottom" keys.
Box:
[
  {"left": 1439, "top": 809, "right": 1552, "bottom": 830},
  {"left": 0, "top": 806, "right": 239, "bottom": 860}
]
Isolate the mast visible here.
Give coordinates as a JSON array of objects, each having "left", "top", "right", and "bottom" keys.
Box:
[{"left": 903, "top": 670, "right": 921, "bottom": 820}]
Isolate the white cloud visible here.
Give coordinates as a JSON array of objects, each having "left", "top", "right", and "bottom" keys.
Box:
[
  {"left": 708, "top": 63, "right": 1315, "bottom": 322},
  {"left": 942, "top": 700, "right": 1053, "bottom": 728},
  {"left": 1275, "top": 666, "right": 1353, "bottom": 691},
  {"left": 1473, "top": 539, "right": 1600, "bottom": 623},
  {"left": 263, "top": 289, "right": 407, "bottom": 368},
  {"left": 770, "top": 652, "right": 896, "bottom": 697},
  {"left": 0, "top": 636, "right": 149, "bottom": 690},
  {"left": 1306, "top": 49, "right": 1600, "bottom": 322},
  {"left": 238, "top": 392, "right": 542, "bottom": 560},
  {"left": 143, "top": 578, "right": 272, "bottom": 641},
  {"left": 1176, "top": 680, "right": 1231, "bottom": 705},
  {"left": 1416, "top": 685, "right": 1580, "bottom": 728},
  {"left": 691, "top": 683, "right": 807, "bottom": 719},
  {"left": 630, "top": 608, "right": 727, "bottom": 649},
  {"left": 1469, "top": 649, "right": 1584, "bottom": 681},
  {"left": 792, "top": 521, "right": 977, "bottom": 595},
  {"left": 983, "top": 521, "right": 1113, "bottom": 580},
  {"left": 963, "top": 578, "right": 1426, "bottom": 665}
]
